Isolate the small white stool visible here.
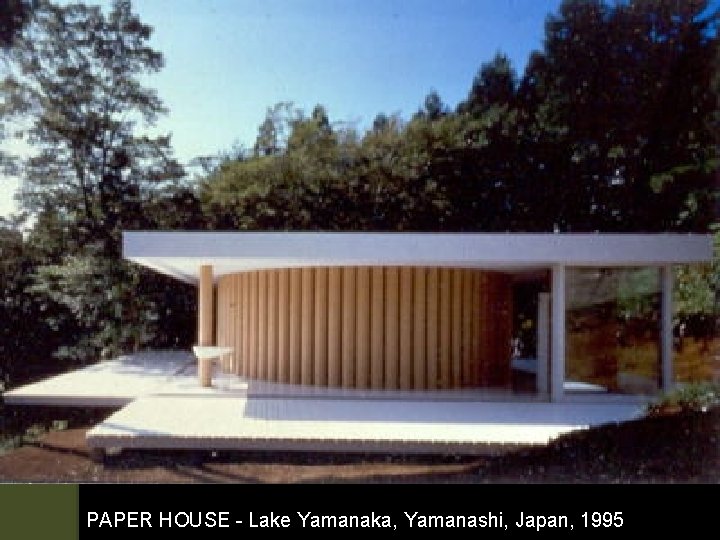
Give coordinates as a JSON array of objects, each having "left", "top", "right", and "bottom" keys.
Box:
[{"left": 192, "top": 346, "right": 234, "bottom": 387}]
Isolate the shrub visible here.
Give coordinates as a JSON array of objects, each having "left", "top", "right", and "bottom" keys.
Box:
[{"left": 647, "top": 382, "right": 720, "bottom": 415}]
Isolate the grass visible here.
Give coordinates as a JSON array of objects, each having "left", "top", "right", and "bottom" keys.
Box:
[{"left": 646, "top": 381, "right": 720, "bottom": 415}]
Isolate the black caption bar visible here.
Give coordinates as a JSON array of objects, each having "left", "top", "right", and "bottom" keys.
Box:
[{"left": 79, "top": 484, "right": 703, "bottom": 538}]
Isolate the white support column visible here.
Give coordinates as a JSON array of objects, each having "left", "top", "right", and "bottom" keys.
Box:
[
  {"left": 198, "top": 265, "right": 214, "bottom": 346},
  {"left": 551, "top": 265, "right": 566, "bottom": 402},
  {"left": 536, "top": 292, "right": 551, "bottom": 397},
  {"left": 198, "top": 264, "right": 214, "bottom": 387},
  {"left": 661, "top": 265, "right": 674, "bottom": 392}
]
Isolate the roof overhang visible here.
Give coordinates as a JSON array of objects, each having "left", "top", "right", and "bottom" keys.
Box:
[{"left": 123, "top": 231, "right": 713, "bottom": 284}]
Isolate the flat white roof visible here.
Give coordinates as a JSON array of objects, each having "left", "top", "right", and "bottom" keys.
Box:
[{"left": 123, "top": 231, "right": 713, "bottom": 283}]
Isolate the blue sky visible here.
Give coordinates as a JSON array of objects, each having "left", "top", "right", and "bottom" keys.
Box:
[{"left": 0, "top": 0, "right": 563, "bottom": 217}]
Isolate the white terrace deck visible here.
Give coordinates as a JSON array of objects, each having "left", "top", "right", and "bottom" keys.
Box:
[
  {"left": 4, "top": 351, "right": 646, "bottom": 453},
  {"left": 85, "top": 396, "right": 644, "bottom": 453},
  {"left": 2, "top": 351, "right": 197, "bottom": 407}
]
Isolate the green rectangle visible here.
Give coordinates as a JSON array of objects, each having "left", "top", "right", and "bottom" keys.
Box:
[{"left": 0, "top": 484, "right": 77, "bottom": 540}]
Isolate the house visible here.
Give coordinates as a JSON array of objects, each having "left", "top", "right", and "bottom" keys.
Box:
[{"left": 124, "top": 231, "right": 713, "bottom": 401}]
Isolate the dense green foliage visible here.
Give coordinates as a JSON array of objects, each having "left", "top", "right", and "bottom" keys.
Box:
[
  {"left": 1, "top": 0, "right": 200, "bottom": 380},
  {"left": 648, "top": 381, "right": 720, "bottom": 414},
  {"left": 0, "top": 0, "right": 31, "bottom": 49},
  {"left": 202, "top": 1, "right": 718, "bottom": 234},
  {"left": 0, "top": 0, "right": 717, "bottom": 387},
  {"left": 0, "top": 217, "right": 77, "bottom": 389}
]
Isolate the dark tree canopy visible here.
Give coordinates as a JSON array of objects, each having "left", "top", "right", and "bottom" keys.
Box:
[
  {"left": 414, "top": 90, "right": 448, "bottom": 121},
  {"left": 1, "top": 0, "right": 195, "bottom": 364},
  {"left": 203, "top": 1, "right": 719, "bottom": 234},
  {"left": 526, "top": 0, "right": 719, "bottom": 231},
  {"left": 457, "top": 53, "right": 516, "bottom": 116},
  {"left": 0, "top": 0, "right": 32, "bottom": 49},
  {"left": 2, "top": 0, "right": 183, "bottom": 252}
]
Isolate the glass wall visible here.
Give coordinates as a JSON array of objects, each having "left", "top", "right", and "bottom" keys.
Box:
[
  {"left": 673, "top": 263, "right": 719, "bottom": 384},
  {"left": 566, "top": 267, "right": 661, "bottom": 394}
]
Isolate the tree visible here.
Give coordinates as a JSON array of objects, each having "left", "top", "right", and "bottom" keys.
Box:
[
  {"left": 207, "top": 104, "right": 347, "bottom": 228},
  {"left": 675, "top": 225, "right": 720, "bottom": 321},
  {"left": 457, "top": 53, "right": 516, "bottom": 116},
  {"left": 0, "top": 0, "right": 32, "bottom": 49},
  {"left": 2, "top": 0, "right": 183, "bottom": 251},
  {"left": 414, "top": 90, "right": 448, "bottom": 121},
  {"left": 521, "top": 0, "right": 719, "bottom": 231},
  {"left": 0, "top": 217, "right": 76, "bottom": 387},
  {"left": 252, "top": 102, "right": 301, "bottom": 157},
  {"left": 1, "top": 0, "right": 189, "bottom": 363},
  {"left": 411, "top": 56, "right": 524, "bottom": 231},
  {"left": 371, "top": 113, "right": 390, "bottom": 133},
  {"left": 201, "top": 0, "right": 718, "bottom": 239}
]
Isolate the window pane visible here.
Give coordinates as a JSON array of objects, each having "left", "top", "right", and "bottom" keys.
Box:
[
  {"left": 673, "top": 263, "right": 719, "bottom": 384},
  {"left": 566, "top": 267, "right": 660, "bottom": 394}
]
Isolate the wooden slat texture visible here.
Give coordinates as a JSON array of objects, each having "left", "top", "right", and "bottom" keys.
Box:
[
  {"left": 214, "top": 266, "right": 513, "bottom": 391},
  {"left": 484, "top": 273, "right": 494, "bottom": 386},
  {"left": 471, "top": 271, "right": 481, "bottom": 387},
  {"left": 289, "top": 268, "right": 302, "bottom": 385},
  {"left": 461, "top": 270, "right": 472, "bottom": 386},
  {"left": 327, "top": 267, "right": 342, "bottom": 387},
  {"left": 355, "top": 267, "right": 370, "bottom": 390},
  {"left": 266, "top": 270, "right": 277, "bottom": 381},
  {"left": 257, "top": 271, "right": 267, "bottom": 379},
  {"left": 439, "top": 268, "right": 451, "bottom": 389},
  {"left": 248, "top": 272, "right": 259, "bottom": 378},
  {"left": 342, "top": 267, "right": 356, "bottom": 388},
  {"left": 413, "top": 267, "right": 426, "bottom": 390},
  {"left": 224, "top": 277, "right": 231, "bottom": 371},
  {"left": 216, "top": 277, "right": 225, "bottom": 367},
  {"left": 277, "top": 269, "right": 290, "bottom": 383},
  {"left": 399, "top": 266, "right": 413, "bottom": 390},
  {"left": 224, "top": 277, "right": 230, "bottom": 372},
  {"left": 491, "top": 273, "right": 499, "bottom": 385},
  {"left": 240, "top": 275, "right": 245, "bottom": 375},
  {"left": 198, "top": 265, "right": 213, "bottom": 347},
  {"left": 370, "top": 267, "right": 384, "bottom": 389},
  {"left": 231, "top": 276, "right": 236, "bottom": 372},
  {"left": 426, "top": 267, "right": 438, "bottom": 390},
  {"left": 484, "top": 272, "right": 493, "bottom": 386},
  {"left": 238, "top": 276, "right": 244, "bottom": 373},
  {"left": 313, "top": 267, "right": 328, "bottom": 387},
  {"left": 230, "top": 276, "right": 236, "bottom": 373},
  {"left": 241, "top": 272, "right": 249, "bottom": 376},
  {"left": 217, "top": 275, "right": 226, "bottom": 372},
  {"left": 237, "top": 276, "right": 243, "bottom": 373},
  {"left": 451, "top": 268, "right": 462, "bottom": 388},
  {"left": 384, "top": 267, "right": 399, "bottom": 390},
  {"left": 301, "top": 267, "right": 314, "bottom": 385}
]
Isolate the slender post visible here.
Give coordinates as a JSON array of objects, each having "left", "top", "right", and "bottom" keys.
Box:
[
  {"left": 551, "top": 265, "right": 566, "bottom": 402},
  {"left": 661, "top": 265, "right": 674, "bottom": 392},
  {"left": 537, "top": 292, "right": 551, "bottom": 397},
  {"left": 198, "top": 265, "right": 214, "bottom": 346},
  {"left": 198, "top": 264, "right": 214, "bottom": 386}
]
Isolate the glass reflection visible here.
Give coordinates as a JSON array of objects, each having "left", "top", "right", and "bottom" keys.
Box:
[{"left": 566, "top": 267, "right": 660, "bottom": 394}]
